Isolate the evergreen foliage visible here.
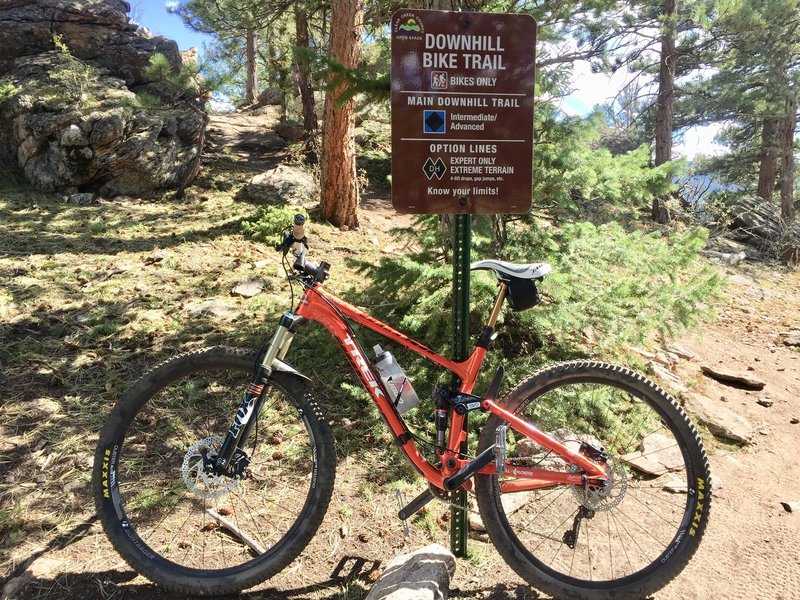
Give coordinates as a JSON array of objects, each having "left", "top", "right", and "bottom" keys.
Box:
[
  {"left": 241, "top": 205, "right": 309, "bottom": 242},
  {"left": 349, "top": 219, "right": 721, "bottom": 399},
  {"left": 142, "top": 53, "right": 202, "bottom": 104}
]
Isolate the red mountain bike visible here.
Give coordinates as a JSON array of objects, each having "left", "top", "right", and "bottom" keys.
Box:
[{"left": 93, "top": 215, "right": 710, "bottom": 600}]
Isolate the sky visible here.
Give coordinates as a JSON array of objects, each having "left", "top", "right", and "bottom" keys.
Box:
[
  {"left": 128, "top": 0, "right": 212, "bottom": 59},
  {"left": 131, "top": 2, "right": 724, "bottom": 159}
]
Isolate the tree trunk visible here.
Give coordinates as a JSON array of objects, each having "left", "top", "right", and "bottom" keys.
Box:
[
  {"left": 652, "top": 0, "right": 676, "bottom": 224},
  {"left": 294, "top": 6, "right": 316, "bottom": 133},
  {"left": 245, "top": 28, "right": 258, "bottom": 105},
  {"left": 779, "top": 94, "right": 796, "bottom": 225},
  {"left": 319, "top": 0, "right": 363, "bottom": 229},
  {"left": 424, "top": 0, "right": 460, "bottom": 8},
  {"left": 757, "top": 116, "right": 781, "bottom": 202}
]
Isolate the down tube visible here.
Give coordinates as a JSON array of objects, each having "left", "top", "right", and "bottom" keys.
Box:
[{"left": 295, "top": 292, "right": 445, "bottom": 488}]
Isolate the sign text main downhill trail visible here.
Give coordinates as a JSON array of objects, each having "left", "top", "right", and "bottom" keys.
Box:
[{"left": 391, "top": 10, "right": 536, "bottom": 214}]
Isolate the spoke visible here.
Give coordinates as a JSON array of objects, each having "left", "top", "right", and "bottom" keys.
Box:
[
  {"left": 614, "top": 503, "right": 663, "bottom": 551},
  {"left": 510, "top": 486, "right": 571, "bottom": 534},
  {"left": 606, "top": 511, "right": 614, "bottom": 580},
  {"left": 610, "top": 510, "right": 651, "bottom": 568},
  {"left": 530, "top": 506, "right": 579, "bottom": 555},
  {"left": 626, "top": 490, "right": 682, "bottom": 528},
  {"left": 631, "top": 484, "right": 688, "bottom": 509},
  {"left": 611, "top": 509, "right": 634, "bottom": 576}
]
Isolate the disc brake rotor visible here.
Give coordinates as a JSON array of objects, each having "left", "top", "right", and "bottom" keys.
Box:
[
  {"left": 181, "top": 435, "right": 238, "bottom": 499},
  {"left": 571, "top": 455, "right": 628, "bottom": 511}
]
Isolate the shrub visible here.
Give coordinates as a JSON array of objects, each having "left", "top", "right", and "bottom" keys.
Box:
[{"left": 241, "top": 205, "right": 309, "bottom": 243}]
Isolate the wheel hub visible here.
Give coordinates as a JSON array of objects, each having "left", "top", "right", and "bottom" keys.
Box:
[
  {"left": 181, "top": 435, "right": 239, "bottom": 499},
  {"left": 571, "top": 455, "right": 628, "bottom": 511}
]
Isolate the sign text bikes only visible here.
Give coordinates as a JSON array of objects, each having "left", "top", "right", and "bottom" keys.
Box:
[{"left": 391, "top": 10, "right": 536, "bottom": 214}]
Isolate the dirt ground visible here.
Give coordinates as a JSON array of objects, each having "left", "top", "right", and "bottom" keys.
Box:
[{"left": 2, "top": 113, "right": 799, "bottom": 600}]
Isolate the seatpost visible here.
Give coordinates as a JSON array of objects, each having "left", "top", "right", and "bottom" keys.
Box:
[
  {"left": 487, "top": 282, "right": 508, "bottom": 328},
  {"left": 476, "top": 282, "right": 507, "bottom": 350}
]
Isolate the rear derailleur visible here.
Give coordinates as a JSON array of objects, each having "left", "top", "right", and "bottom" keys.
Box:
[{"left": 563, "top": 505, "right": 595, "bottom": 549}]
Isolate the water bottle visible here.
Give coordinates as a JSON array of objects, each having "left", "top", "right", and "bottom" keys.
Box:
[{"left": 373, "top": 345, "right": 421, "bottom": 414}]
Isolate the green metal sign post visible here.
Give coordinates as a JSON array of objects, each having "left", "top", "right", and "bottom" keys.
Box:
[
  {"left": 450, "top": 214, "right": 471, "bottom": 557},
  {"left": 390, "top": 7, "right": 536, "bottom": 559}
]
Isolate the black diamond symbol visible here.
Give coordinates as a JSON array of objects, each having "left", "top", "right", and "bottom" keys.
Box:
[
  {"left": 423, "top": 157, "right": 437, "bottom": 180},
  {"left": 433, "top": 158, "right": 447, "bottom": 179},
  {"left": 424, "top": 111, "right": 445, "bottom": 133},
  {"left": 422, "top": 157, "right": 447, "bottom": 180}
]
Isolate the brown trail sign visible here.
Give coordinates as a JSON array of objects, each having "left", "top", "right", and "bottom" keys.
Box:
[{"left": 391, "top": 9, "right": 536, "bottom": 214}]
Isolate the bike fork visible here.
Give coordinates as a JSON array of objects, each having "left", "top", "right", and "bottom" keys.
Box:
[{"left": 215, "top": 313, "right": 300, "bottom": 470}]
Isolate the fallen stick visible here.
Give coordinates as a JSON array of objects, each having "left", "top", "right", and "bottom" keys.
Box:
[{"left": 205, "top": 509, "right": 265, "bottom": 555}]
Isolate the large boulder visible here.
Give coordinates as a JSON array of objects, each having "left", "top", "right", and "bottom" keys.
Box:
[
  {"left": 0, "top": 1, "right": 183, "bottom": 90},
  {"left": 0, "top": 0, "right": 206, "bottom": 198},
  {"left": 244, "top": 165, "right": 319, "bottom": 205}
]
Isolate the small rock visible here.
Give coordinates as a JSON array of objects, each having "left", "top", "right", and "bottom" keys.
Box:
[
  {"left": 700, "top": 364, "right": 766, "bottom": 390},
  {"left": 781, "top": 501, "right": 800, "bottom": 513},
  {"left": 756, "top": 398, "right": 774, "bottom": 407},
  {"left": 468, "top": 531, "right": 489, "bottom": 542},
  {"left": 666, "top": 343, "right": 695, "bottom": 360},
  {"left": 678, "top": 397, "right": 750, "bottom": 445},
  {"left": 68, "top": 192, "right": 96, "bottom": 205},
  {"left": 143, "top": 250, "right": 166, "bottom": 265},
  {"left": 134, "top": 282, "right": 148, "bottom": 292},
  {"left": 35, "top": 474, "right": 46, "bottom": 484},
  {"left": 184, "top": 300, "right": 235, "bottom": 318},
  {"left": 621, "top": 433, "right": 685, "bottom": 476},
  {"left": 231, "top": 279, "right": 267, "bottom": 298},
  {"left": 358, "top": 533, "right": 369, "bottom": 543},
  {"left": 647, "top": 362, "right": 689, "bottom": 393},
  {"left": 63, "top": 480, "right": 86, "bottom": 494},
  {"left": 364, "top": 543, "right": 455, "bottom": 600},
  {"left": 790, "top": 417, "right": 800, "bottom": 425},
  {"left": 340, "top": 524, "right": 349, "bottom": 538},
  {"left": 779, "top": 331, "right": 800, "bottom": 347},
  {"left": 662, "top": 479, "right": 688, "bottom": 494}
]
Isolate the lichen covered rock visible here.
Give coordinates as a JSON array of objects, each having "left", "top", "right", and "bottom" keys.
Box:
[{"left": 0, "top": 0, "right": 207, "bottom": 198}]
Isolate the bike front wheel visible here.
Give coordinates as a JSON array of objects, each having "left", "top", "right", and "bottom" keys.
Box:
[
  {"left": 93, "top": 347, "right": 335, "bottom": 596},
  {"left": 476, "top": 361, "right": 711, "bottom": 600}
]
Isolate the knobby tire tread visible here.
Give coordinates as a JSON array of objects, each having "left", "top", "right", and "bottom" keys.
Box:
[
  {"left": 92, "top": 347, "right": 336, "bottom": 596},
  {"left": 475, "top": 360, "right": 711, "bottom": 600}
]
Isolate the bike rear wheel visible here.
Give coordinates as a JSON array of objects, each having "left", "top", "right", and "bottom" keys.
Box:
[
  {"left": 93, "top": 347, "right": 335, "bottom": 596},
  {"left": 476, "top": 361, "right": 710, "bottom": 600}
]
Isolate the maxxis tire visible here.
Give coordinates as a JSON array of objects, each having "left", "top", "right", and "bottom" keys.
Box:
[
  {"left": 93, "top": 347, "right": 335, "bottom": 596},
  {"left": 475, "top": 360, "right": 711, "bottom": 600}
]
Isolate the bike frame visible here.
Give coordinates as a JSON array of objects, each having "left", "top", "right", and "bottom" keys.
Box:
[{"left": 291, "top": 280, "right": 607, "bottom": 493}]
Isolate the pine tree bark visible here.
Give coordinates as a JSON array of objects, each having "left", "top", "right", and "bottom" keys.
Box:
[
  {"left": 779, "top": 95, "right": 796, "bottom": 225},
  {"left": 245, "top": 27, "right": 258, "bottom": 105},
  {"left": 652, "top": 0, "right": 676, "bottom": 224},
  {"left": 294, "top": 6, "right": 316, "bottom": 133},
  {"left": 757, "top": 116, "right": 781, "bottom": 202},
  {"left": 319, "top": 0, "right": 363, "bottom": 229}
]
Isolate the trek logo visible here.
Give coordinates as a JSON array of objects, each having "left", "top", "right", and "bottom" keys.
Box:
[{"left": 343, "top": 336, "right": 386, "bottom": 400}]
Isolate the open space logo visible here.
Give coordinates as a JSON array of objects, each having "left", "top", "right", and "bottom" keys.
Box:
[{"left": 394, "top": 12, "right": 424, "bottom": 38}]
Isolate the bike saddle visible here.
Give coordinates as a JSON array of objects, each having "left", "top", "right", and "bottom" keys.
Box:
[{"left": 470, "top": 259, "right": 551, "bottom": 280}]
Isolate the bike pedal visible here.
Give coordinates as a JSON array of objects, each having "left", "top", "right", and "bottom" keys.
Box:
[
  {"left": 495, "top": 425, "right": 508, "bottom": 477},
  {"left": 398, "top": 488, "right": 435, "bottom": 521}
]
